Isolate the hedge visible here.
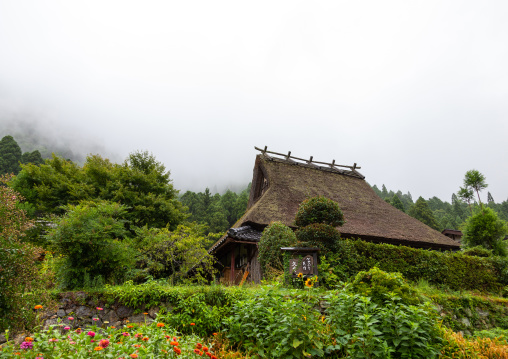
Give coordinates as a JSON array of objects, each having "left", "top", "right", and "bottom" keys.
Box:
[{"left": 321, "top": 238, "right": 508, "bottom": 293}]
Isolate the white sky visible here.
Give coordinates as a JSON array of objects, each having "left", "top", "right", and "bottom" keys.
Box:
[{"left": 0, "top": 1, "right": 507, "bottom": 202}]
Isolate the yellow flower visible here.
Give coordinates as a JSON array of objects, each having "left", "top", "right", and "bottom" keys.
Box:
[
  {"left": 297, "top": 273, "right": 303, "bottom": 278},
  {"left": 304, "top": 279, "right": 313, "bottom": 288},
  {"left": 321, "top": 316, "right": 325, "bottom": 323}
]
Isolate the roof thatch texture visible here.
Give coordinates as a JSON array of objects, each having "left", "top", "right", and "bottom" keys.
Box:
[{"left": 235, "top": 154, "right": 459, "bottom": 250}]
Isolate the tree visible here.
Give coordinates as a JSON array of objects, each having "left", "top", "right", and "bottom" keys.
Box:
[
  {"left": 463, "top": 169, "right": 488, "bottom": 210},
  {"left": 11, "top": 151, "right": 187, "bottom": 230},
  {"left": 461, "top": 207, "right": 508, "bottom": 256},
  {"left": 294, "top": 196, "right": 345, "bottom": 227},
  {"left": 390, "top": 194, "right": 405, "bottom": 212},
  {"left": 0, "top": 135, "right": 22, "bottom": 175},
  {"left": 21, "top": 150, "right": 44, "bottom": 166},
  {"left": 133, "top": 224, "right": 215, "bottom": 283},
  {"left": 45, "top": 201, "right": 134, "bottom": 289},
  {"left": 408, "top": 197, "right": 440, "bottom": 230},
  {"left": 294, "top": 196, "right": 344, "bottom": 252},
  {"left": 458, "top": 186, "right": 475, "bottom": 215},
  {"left": 487, "top": 192, "right": 495, "bottom": 203}
]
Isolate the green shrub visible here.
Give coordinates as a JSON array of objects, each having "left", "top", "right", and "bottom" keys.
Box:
[
  {"left": 157, "top": 293, "right": 226, "bottom": 337},
  {"left": 325, "top": 286, "right": 441, "bottom": 358},
  {"left": 296, "top": 223, "right": 341, "bottom": 251},
  {"left": 0, "top": 175, "right": 52, "bottom": 332},
  {"left": 318, "top": 238, "right": 505, "bottom": 292},
  {"left": 294, "top": 196, "right": 345, "bottom": 227},
  {"left": 46, "top": 200, "right": 135, "bottom": 289},
  {"left": 351, "top": 267, "right": 422, "bottom": 305},
  {"left": 258, "top": 222, "right": 297, "bottom": 275},
  {"left": 462, "top": 207, "right": 508, "bottom": 256},
  {"left": 462, "top": 245, "right": 493, "bottom": 257},
  {"left": 224, "top": 289, "right": 327, "bottom": 358}
]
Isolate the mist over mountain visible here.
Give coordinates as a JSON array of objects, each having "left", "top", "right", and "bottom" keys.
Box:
[{"left": 0, "top": 107, "right": 121, "bottom": 164}]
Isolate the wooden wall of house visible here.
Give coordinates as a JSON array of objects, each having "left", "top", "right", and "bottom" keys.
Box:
[{"left": 249, "top": 254, "right": 261, "bottom": 284}]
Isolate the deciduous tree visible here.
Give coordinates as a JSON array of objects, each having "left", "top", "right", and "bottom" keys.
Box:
[{"left": 461, "top": 207, "right": 508, "bottom": 256}]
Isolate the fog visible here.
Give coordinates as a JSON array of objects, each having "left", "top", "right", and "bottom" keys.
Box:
[{"left": 1, "top": 1, "right": 507, "bottom": 200}]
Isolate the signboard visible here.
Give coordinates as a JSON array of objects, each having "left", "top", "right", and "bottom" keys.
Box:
[{"left": 281, "top": 247, "right": 320, "bottom": 279}]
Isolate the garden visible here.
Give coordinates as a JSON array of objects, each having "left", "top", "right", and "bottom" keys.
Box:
[{"left": 3, "top": 156, "right": 508, "bottom": 358}]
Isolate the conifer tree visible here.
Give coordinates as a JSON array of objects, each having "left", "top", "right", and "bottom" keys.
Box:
[
  {"left": 0, "top": 135, "right": 22, "bottom": 175},
  {"left": 391, "top": 194, "right": 405, "bottom": 212},
  {"left": 408, "top": 197, "right": 440, "bottom": 230}
]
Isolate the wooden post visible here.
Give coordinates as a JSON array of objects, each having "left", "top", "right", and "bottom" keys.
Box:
[{"left": 230, "top": 249, "right": 235, "bottom": 284}]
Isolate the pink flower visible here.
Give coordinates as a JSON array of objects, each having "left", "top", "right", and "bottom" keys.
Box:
[
  {"left": 87, "top": 331, "right": 95, "bottom": 337},
  {"left": 20, "top": 341, "right": 33, "bottom": 350},
  {"left": 99, "top": 339, "right": 110, "bottom": 348},
  {"left": 64, "top": 326, "right": 70, "bottom": 330},
  {"left": 49, "top": 338, "right": 58, "bottom": 342},
  {"left": 96, "top": 307, "right": 103, "bottom": 311},
  {"left": 70, "top": 341, "right": 76, "bottom": 345},
  {"left": 68, "top": 317, "right": 74, "bottom": 320},
  {"left": 91, "top": 339, "right": 95, "bottom": 343},
  {"left": 122, "top": 332, "right": 130, "bottom": 336},
  {"left": 93, "top": 318, "right": 99, "bottom": 321}
]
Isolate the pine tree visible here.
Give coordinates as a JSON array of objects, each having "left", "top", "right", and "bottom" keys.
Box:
[
  {"left": 391, "top": 194, "right": 405, "bottom": 212},
  {"left": 0, "top": 135, "right": 22, "bottom": 175},
  {"left": 487, "top": 192, "right": 494, "bottom": 203},
  {"left": 408, "top": 197, "right": 440, "bottom": 230}
]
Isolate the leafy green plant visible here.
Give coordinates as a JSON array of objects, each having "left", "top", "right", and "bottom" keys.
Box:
[
  {"left": 461, "top": 207, "right": 508, "bottom": 256},
  {"left": 46, "top": 200, "right": 135, "bottom": 289},
  {"left": 258, "top": 222, "right": 297, "bottom": 275},
  {"left": 224, "top": 288, "right": 327, "bottom": 358},
  {"left": 325, "top": 283, "right": 441, "bottom": 358},
  {"left": 294, "top": 196, "right": 345, "bottom": 227},
  {"left": 157, "top": 293, "right": 226, "bottom": 337},
  {"left": 0, "top": 175, "right": 52, "bottom": 332},
  {"left": 351, "top": 267, "right": 422, "bottom": 306}
]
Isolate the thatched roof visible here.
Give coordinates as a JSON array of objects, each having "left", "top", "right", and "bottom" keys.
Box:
[{"left": 233, "top": 153, "right": 459, "bottom": 250}]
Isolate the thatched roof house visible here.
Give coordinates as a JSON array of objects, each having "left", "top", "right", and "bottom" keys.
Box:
[{"left": 210, "top": 148, "right": 460, "bottom": 284}]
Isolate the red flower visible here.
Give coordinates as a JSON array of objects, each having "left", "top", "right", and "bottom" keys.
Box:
[
  {"left": 173, "top": 346, "right": 182, "bottom": 355},
  {"left": 190, "top": 323, "right": 195, "bottom": 326},
  {"left": 203, "top": 346, "right": 209, "bottom": 352},
  {"left": 196, "top": 343, "right": 203, "bottom": 349}
]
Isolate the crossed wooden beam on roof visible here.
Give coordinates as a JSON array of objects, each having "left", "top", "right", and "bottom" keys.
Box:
[{"left": 254, "top": 145, "right": 361, "bottom": 172}]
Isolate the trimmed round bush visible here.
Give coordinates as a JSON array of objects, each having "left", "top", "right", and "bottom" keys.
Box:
[
  {"left": 295, "top": 223, "right": 341, "bottom": 251},
  {"left": 258, "top": 222, "right": 297, "bottom": 274},
  {"left": 294, "top": 196, "right": 345, "bottom": 228}
]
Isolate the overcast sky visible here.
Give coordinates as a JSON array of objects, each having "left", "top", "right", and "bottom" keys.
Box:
[{"left": 1, "top": 1, "right": 507, "bottom": 202}]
